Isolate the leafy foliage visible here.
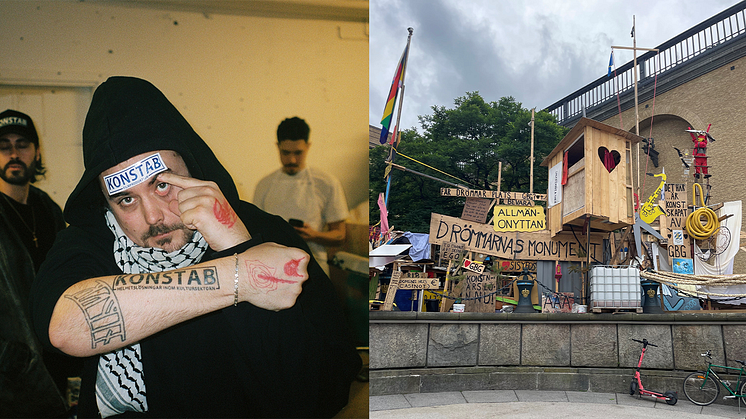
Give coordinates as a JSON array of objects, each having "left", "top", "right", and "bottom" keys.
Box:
[{"left": 370, "top": 92, "right": 569, "bottom": 233}]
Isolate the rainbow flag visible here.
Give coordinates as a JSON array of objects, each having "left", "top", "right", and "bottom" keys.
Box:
[{"left": 379, "top": 44, "right": 409, "bottom": 144}]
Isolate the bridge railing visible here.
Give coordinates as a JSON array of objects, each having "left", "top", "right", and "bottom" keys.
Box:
[{"left": 545, "top": 1, "right": 746, "bottom": 126}]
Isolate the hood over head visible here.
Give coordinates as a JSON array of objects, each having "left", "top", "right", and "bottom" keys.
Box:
[{"left": 64, "top": 76, "right": 239, "bottom": 228}]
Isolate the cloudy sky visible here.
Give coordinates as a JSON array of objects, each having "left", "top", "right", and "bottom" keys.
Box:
[{"left": 369, "top": 0, "right": 740, "bottom": 132}]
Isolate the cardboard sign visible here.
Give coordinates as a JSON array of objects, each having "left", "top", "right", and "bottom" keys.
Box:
[
  {"left": 461, "top": 197, "right": 492, "bottom": 223},
  {"left": 441, "top": 241, "right": 465, "bottom": 260},
  {"left": 462, "top": 258, "right": 485, "bottom": 274},
  {"left": 464, "top": 272, "right": 497, "bottom": 313},
  {"left": 664, "top": 183, "right": 691, "bottom": 261},
  {"left": 440, "top": 188, "right": 547, "bottom": 201},
  {"left": 542, "top": 292, "right": 574, "bottom": 313},
  {"left": 382, "top": 273, "right": 400, "bottom": 311},
  {"left": 495, "top": 260, "right": 537, "bottom": 272},
  {"left": 429, "top": 212, "right": 604, "bottom": 262},
  {"left": 394, "top": 271, "right": 440, "bottom": 289},
  {"left": 493, "top": 205, "right": 546, "bottom": 232}
]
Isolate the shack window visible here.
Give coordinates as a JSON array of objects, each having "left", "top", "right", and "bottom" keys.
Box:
[{"left": 565, "top": 134, "right": 584, "bottom": 169}]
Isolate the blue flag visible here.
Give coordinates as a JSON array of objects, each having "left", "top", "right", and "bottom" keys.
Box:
[{"left": 607, "top": 51, "right": 614, "bottom": 77}]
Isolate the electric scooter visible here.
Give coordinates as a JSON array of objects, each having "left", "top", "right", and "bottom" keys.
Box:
[{"left": 630, "top": 338, "right": 678, "bottom": 405}]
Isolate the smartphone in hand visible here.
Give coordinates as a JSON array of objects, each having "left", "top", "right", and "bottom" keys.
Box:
[{"left": 288, "top": 218, "right": 304, "bottom": 227}]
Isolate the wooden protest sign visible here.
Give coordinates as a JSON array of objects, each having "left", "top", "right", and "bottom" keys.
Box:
[
  {"left": 441, "top": 188, "right": 547, "bottom": 202},
  {"left": 462, "top": 258, "right": 485, "bottom": 274},
  {"left": 664, "top": 183, "right": 691, "bottom": 261},
  {"left": 441, "top": 276, "right": 468, "bottom": 312},
  {"left": 429, "top": 212, "right": 605, "bottom": 262},
  {"left": 495, "top": 260, "right": 537, "bottom": 272},
  {"left": 441, "top": 241, "right": 465, "bottom": 260},
  {"left": 464, "top": 272, "right": 497, "bottom": 313},
  {"left": 382, "top": 271, "right": 400, "bottom": 311},
  {"left": 396, "top": 272, "right": 440, "bottom": 289},
  {"left": 493, "top": 205, "right": 546, "bottom": 232},
  {"left": 461, "top": 197, "right": 492, "bottom": 223}
]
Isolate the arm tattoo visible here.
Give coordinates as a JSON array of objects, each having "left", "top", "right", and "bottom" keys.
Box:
[
  {"left": 112, "top": 267, "right": 220, "bottom": 291},
  {"left": 246, "top": 260, "right": 299, "bottom": 291},
  {"left": 64, "top": 280, "right": 126, "bottom": 349}
]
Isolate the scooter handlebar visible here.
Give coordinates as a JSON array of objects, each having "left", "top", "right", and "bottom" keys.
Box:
[{"left": 632, "top": 338, "right": 658, "bottom": 347}]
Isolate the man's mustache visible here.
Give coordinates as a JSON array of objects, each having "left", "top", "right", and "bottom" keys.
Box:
[
  {"left": 4, "top": 159, "right": 27, "bottom": 171},
  {"left": 142, "top": 223, "right": 185, "bottom": 242}
]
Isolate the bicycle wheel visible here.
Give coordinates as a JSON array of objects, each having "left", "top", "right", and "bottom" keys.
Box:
[
  {"left": 683, "top": 371, "right": 719, "bottom": 406},
  {"left": 740, "top": 380, "right": 746, "bottom": 399}
]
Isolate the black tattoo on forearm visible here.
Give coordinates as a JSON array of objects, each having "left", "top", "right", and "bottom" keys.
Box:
[
  {"left": 65, "top": 280, "right": 126, "bottom": 349},
  {"left": 112, "top": 267, "right": 220, "bottom": 291}
]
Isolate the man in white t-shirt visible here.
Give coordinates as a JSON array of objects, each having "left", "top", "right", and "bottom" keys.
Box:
[{"left": 254, "top": 117, "right": 349, "bottom": 275}]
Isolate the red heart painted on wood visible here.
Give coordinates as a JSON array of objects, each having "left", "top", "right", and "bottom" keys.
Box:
[
  {"left": 464, "top": 260, "right": 471, "bottom": 267},
  {"left": 598, "top": 147, "right": 621, "bottom": 173}
]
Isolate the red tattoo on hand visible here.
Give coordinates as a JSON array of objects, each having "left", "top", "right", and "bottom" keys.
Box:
[
  {"left": 247, "top": 260, "right": 298, "bottom": 291},
  {"left": 284, "top": 258, "right": 305, "bottom": 277},
  {"left": 213, "top": 199, "right": 236, "bottom": 228}
]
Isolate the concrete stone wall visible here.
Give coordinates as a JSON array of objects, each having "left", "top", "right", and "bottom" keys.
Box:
[{"left": 370, "top": 311, "right": 746, "bottom": 405}]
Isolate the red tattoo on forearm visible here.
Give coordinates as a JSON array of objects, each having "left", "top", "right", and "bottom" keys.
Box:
[
  {"left": 213, "top": 198, "right": 236, "bottom": 227},
  {"left": 284, "top": 258, "right": 305, "bottom": 277},
  {"left": 246, "top": 260, "right": 298, "bottom": 291}
]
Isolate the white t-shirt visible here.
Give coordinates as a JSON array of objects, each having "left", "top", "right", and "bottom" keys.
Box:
[{"left": 253, "top": 167, "right": 349, "bottom": 274}]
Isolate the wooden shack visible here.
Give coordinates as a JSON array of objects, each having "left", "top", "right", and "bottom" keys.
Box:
[{"left": 540, "top": 117, "right": 643, "bottom": 237}]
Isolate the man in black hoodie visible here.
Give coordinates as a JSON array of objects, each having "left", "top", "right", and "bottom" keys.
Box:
[{"left": 30, "top": 77, "right": 360, "bottom": 418}]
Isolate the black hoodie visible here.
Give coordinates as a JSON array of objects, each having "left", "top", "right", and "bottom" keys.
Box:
[{"left": 30, "top": 77, "right": 360, "bottom": 418}]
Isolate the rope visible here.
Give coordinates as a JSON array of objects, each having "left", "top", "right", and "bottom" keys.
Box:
[
  {"left": 640, "top": 270, "right": 746, "bottom": 297},
  {"left": 392, "top": 147, "right": 476, "bottom": 187},
  {"left": 686, "top": 183, "right": 719, "bottom": 240}
]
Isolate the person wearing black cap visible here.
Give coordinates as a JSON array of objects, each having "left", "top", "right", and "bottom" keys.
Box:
[
  {"left": 30, "top": 77, "right": 360, "bottom": 418},
  {"left": 0, "top": 109, "right": 76, "bottom": 416}
]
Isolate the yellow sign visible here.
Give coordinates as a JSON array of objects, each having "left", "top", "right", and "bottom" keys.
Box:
[{"left": 493, "top": 205, "right": 546, "bottom": 232}]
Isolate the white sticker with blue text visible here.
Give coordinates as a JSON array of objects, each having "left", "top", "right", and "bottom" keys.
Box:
[{"left": 103, "top": 152, "right": 168, "bottom": 195}]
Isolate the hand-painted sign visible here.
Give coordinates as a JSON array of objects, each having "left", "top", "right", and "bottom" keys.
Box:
[
  {"left": 462, "top": 258, "right": 485, "bottom": 274},
  {"left": 495, "top": 260, "right": 537, "bottom": 272},
  {"left": 464, "top": 272, "right": 497, "bottom": 313},
  {"left": 429, "top": 212, "right": 603, "bottom": 262},
  {"left": 461, "top": 197, "right": 492, "bottom": 223},
  {"left": 493, "top": 205, "right": 546, "bottom": 232},
  {"left": 664, "top": 183, "right": 691, "bottom": 261},
  {"left": 394, "top": 271, "right": 440, "bottom": 289},
  {"left": 441, "top": 241, "right": 465, "bottom": 260},
  {"left": 440, "top": 188, "right": 547, "bottom": 202}
]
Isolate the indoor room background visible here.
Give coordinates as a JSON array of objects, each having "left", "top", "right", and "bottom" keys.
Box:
[{"left": 0, "top": 0, "right": 369, "bottom": 220}]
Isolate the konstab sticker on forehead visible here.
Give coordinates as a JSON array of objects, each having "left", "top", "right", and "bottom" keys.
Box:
[{"left": 103, "top": 152, "right": 168, "bottom": 195}]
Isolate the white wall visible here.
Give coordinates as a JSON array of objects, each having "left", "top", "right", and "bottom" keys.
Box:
[{"left": 0, "top": 0, "right": 369, "bottom": 213}]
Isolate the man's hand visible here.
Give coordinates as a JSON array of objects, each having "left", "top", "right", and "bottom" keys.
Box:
[
  {"left": 293, "top": 220, "right": 346, "bottom": 247},
  {"left": 159, "top": 172, "right": 251, "bottom": 251},
  {"left": 292, "top": 222, "right": 317, "bottom": 241},
  {"left": 239, "top": 242, "right": 309, "bottom": 311}
]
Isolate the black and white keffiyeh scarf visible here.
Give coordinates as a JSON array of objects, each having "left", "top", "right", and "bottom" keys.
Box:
[{"left": 95, "top": 210, "right": 208, "bottom": 417}]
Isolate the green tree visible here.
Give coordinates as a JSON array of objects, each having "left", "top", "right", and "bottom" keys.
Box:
[{"left": 370, "top": 92, "right": 568, "bottom": 234}]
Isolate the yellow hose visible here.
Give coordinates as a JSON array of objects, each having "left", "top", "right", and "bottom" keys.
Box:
[{"left": 685, "top": 183, "right": 719, "bottom": 240}]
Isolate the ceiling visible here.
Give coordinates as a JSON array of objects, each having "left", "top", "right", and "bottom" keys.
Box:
[{"left": 85, "top": 0, "right": 369, "bottom": 22}]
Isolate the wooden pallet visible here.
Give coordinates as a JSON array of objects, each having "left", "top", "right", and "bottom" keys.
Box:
[{"left": 591, "top": 307, "right": 643, "bottom": 314}]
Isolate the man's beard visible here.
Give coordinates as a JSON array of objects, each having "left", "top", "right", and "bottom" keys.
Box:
[
  {"left": 1, "top": 159, "right": 35, "bottom": 185},
  {"left": 143, "top": 222, "right": 195, "bottom": 251}
]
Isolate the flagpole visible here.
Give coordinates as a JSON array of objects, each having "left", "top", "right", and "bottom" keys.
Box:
[
  {"left": 384, "top": 27, "right": 414, "bottom": 207},
  {"left": 530, "top": 108, "right": 535, "bottom": 194},
  {"left": 612, "top": 16, "right": 658, "bottom": 206}
]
